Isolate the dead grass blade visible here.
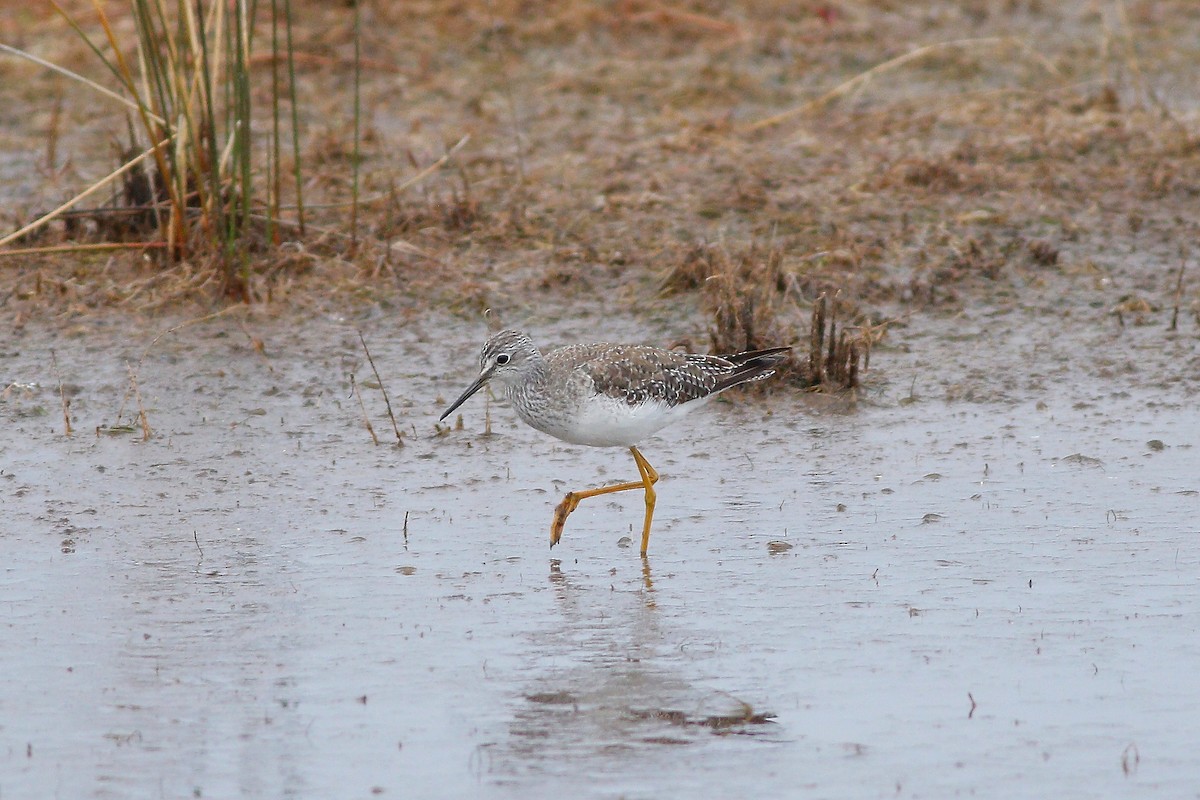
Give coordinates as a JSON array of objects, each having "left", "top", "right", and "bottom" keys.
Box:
[
  {"left": 357, "top": 331, "right": 404, "bottom": 446},
  {"left": 0, "top": 139, "right": 168, "bottom": 250},
  {"left": 0, "top": 43, "right": 162, "bottom": 123},
  {"left": 0, "top": 242, "right": 170, "bottom": 258},
  {"left": 351, "top": 373, "right": 379, "bottom": 446},
  {"left": 50, "top": 349, "right": 73, "bottom": 437},
  {"left": 296, "top": 134, "right": 471, "bottom": 211},
  {"left": 743, "top": 37, "right": 1061, "bottom": 134}
]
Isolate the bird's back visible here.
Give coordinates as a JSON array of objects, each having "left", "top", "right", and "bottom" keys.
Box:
[
  {"left": 552, "top": 342, "right": 787, "bottom": 404},
  {"left": 549, "top": 343, "right": 709, "bottom": 407}
]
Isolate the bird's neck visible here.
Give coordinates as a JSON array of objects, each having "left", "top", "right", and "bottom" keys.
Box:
[{"left": 507, "top": 359, "right": 548, "bottom": 408}]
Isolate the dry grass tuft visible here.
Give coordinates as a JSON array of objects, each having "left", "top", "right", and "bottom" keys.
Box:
[
  {"left": 389, "top": 183, "right": 482, "bottom": 237},
  {"left": 670, "top": 241, "right": 873, "bottom": 391},
  {"left": 1027, "top": 239, "right": 1061, "bottom": 267},
  {"left": 660, "top": 242, "right": 721, "bottom": 295}
]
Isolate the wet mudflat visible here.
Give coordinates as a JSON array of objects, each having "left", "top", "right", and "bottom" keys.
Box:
[{"left": 1, "top": 309, "right": 1197, "bottom": 799}]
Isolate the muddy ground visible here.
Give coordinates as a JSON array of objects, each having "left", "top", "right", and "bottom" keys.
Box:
[{"left": 2, "top": 1, "right": 1199, "bottom": 798}]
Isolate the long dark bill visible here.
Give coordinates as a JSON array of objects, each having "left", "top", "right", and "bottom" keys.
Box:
[{"left": 439, "top": 372, "right": 490, "bottom": 421}]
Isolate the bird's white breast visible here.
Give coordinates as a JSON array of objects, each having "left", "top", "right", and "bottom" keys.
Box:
[{"left": 526, "top": 392, "right": 710, "bottom": 447}]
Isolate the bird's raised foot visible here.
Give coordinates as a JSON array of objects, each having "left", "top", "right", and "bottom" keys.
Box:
[{"left": 550, "top": 492, "right": 582, "bottom": 548}]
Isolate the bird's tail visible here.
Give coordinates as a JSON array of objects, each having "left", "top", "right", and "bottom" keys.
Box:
[
  {"left": 714, "top": 346, "right": 791, "bottom": 392},
  {"left": 724, "top": 346, "right": 792, "bottom": 369}
]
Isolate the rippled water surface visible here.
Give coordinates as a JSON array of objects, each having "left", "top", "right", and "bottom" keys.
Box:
[{"left": 2, "top": 312, "right": 1197, "bottom": 798}]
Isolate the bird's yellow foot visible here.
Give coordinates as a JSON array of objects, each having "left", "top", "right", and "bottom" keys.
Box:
[{"left": 550, "top": 492, "right": 582, "bottom": 548}]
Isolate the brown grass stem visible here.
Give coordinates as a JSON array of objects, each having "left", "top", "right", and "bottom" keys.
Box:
[
  {"left": 0, "top": 139, "right": 168, "bottom": 250},
  {"left": 283, "top": 0, "right": 305, "bottom": 235},
  {"left": 270, "top": 0, "right": 282, "bottom": 243},
  {"left": 357, "top": 331, "right": 403, "bottom": 446},
  {"left": 350, "top": 0, "right": 362, "bottom": 254},
  {"left": 0, "top": 242, "right": 170, "bottom": 258},
  {"left": 50, "top": 349, "right": 73, "bottom": 437},
  {"left": 95, "top": 0, "right": 185, "bottom": 242},
  {"left": 1169, "top": 254, "right": 1187, "bottom": 332},
  {"left": 45, "top": 92, "right": 64, "bottom": 172},
  {"left": 0, "top": 42, "right": 164, "bottom": 124},
  {"left": 125, "top": 363, "right": 153, "bottom": 441},
  {"left": 744, "top": 37, "right": 1061, "bottom": 134},
  {"left": 351, "top": 373, "right": 380, "bottom": 446},
  {"left": 291, "top": 134, "right": 471, "bottom": 211}
]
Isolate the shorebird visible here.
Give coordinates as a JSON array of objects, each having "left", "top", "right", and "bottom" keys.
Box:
[{"left": 440, "top": 330, "right": 789, "bottom": 555}]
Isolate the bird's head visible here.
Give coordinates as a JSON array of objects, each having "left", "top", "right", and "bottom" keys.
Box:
[{"left": 439, "top": 330, "right": 540, "bottom": 421}]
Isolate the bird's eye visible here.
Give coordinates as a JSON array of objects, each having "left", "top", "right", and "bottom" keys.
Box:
[{"left": 496, "top": 353, "right": 511, "bottom": 366}]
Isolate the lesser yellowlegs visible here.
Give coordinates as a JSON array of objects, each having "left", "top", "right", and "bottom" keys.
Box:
[{"left": 439, "top": 330, "right": 790, "bottom": 556}]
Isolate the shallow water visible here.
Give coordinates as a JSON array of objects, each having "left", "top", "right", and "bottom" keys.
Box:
[{"left": 2, "top": 312, "right": 1197, "bottom": 799}]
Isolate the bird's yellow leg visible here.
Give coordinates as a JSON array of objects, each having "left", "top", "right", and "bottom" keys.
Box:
[
  {"left": 549, "top": 446, "right": 661, "bottom": 550},
  {"left": 629, "top": 446, "right": 659, "bottom": 556},
  {"left": 551, "top": 477, "right": 647, "bottom": 548}
]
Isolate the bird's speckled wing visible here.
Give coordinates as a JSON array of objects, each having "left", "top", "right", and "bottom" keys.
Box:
[{"left": 548, "top": 343, "right": 739, "bottom": 407}]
